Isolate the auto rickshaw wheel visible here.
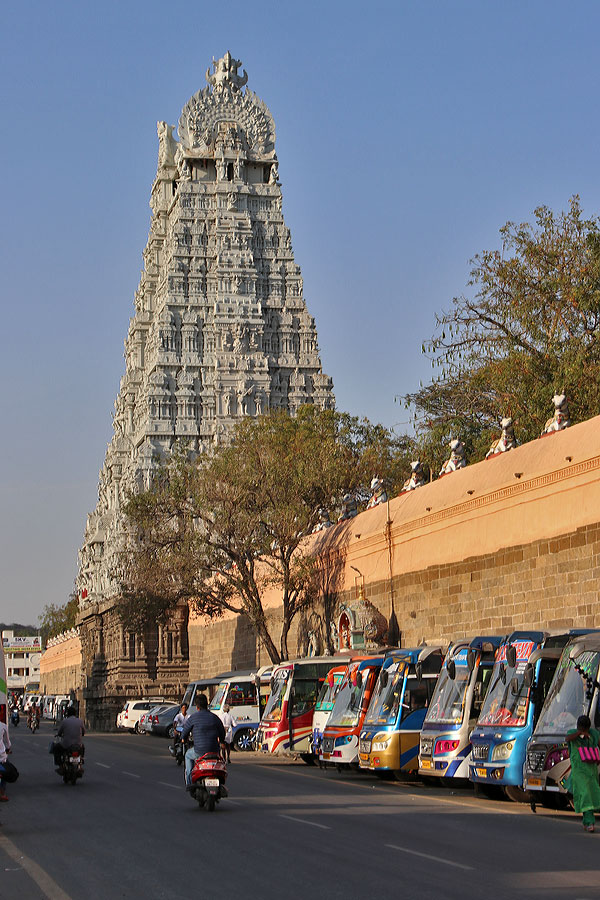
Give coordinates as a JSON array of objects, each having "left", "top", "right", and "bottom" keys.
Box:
[{"left": 300, "top": 753, "right": 316, "bottom": 766}]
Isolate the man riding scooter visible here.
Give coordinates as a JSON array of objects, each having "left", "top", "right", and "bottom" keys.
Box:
[
  {"left": 171, "top": 703, "right": 190, "bottom": 764},
  {"left": 53, "top": 707, "right": 85, "bottom": 769},
  {"left": 181, "top": 695, "right": 226, "bottom": 788}
]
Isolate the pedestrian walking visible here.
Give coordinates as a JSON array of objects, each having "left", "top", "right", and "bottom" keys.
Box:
[
  {"left": 566, "top": 714, "right": 600, "bottom": 832},
  {"left": 0, "top": 719, "right": 12, "bottom": 801},
  {"left": 219, "top": 703, "right": 236, "bottom": 763}
]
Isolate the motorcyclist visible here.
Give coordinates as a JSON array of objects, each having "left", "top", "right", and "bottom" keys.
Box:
[
  {"left": 181, "top": 694, "right": 225, "bottom": 788},
  {"left": 171, "top": 703, "right": 190, "bottom": 757},
  {"left": 53, "top": 707, "right": 85, "bottom": 767}
]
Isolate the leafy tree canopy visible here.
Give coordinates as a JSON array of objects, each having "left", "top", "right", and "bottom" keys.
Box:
[
  {"left": 406, "top": 197, "right": 600, "bottom": 472},
  {"left": 38, "top": 593, "right": 79, "bottom": 644},
  {"left": 120, "top": 406, "right": 410, "bottom": 663}
]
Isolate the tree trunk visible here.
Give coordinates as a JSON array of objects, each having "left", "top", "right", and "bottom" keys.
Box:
[
  {"left": 280, "top": 611, "right": 291, "bottom": 662},
  {"left": 255, "top": 617, "right": 281, "bottom": 665}
]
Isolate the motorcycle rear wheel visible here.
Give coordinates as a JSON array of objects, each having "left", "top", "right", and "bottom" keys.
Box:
[{"left": 206, "top": 795, "right": 216, "bottom": 812}]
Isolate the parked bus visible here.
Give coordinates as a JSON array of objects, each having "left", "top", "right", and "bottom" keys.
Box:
[
  {"left": 469, "top": 630, "right": 582, "bottom": 800},
  {"left": 523, "top": 632, "right": 600, "bottom": 802},
  {"left": 359, "top": 646, "right": 444, "bottom": 776},
  {"left": 419, "top": 636, "right": 504, "bottom": 781},
  {"left": 258, "top": 656, "right": 348, "bottom": 760},
  {"left": 181, "top": 677, "right": 226, "bottom": 710},
  {"left": 310, "top": 663, "right": 348, "bottom": 758},
  {"left": 321, "top": 656, "right": 384, "bottom": 767},
  {"left": 209, "top": 667, "right": 271, "bottom": 751}
]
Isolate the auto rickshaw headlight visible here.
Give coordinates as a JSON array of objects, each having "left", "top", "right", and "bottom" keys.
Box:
[{"left": 491, "top": 741, "right": 514, "bottom": 761}]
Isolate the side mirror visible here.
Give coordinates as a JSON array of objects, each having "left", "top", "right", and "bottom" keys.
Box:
[
  {"left": 380, "top": 669, "right": 389, "bottom": 688},
  {"left": 447, "top": 659, "right": 456, "bottom": 681},
  {"left": 510, "top": 676, "right": 519, "bottom": 696},
  {"left": 466, "top": 650, "right": 476, "bottom": 673},
  {"left": 523, "top": 665, "right": 533, "bottom": 688},
  {"left": 499, "top": 662, "right": 507, "bottom": 685},
  {"left": 415, "top": 661, "right": 423, "bottom": 683},
  {"left": 506, "top": 645, "right": 517, "bottom": 669}
]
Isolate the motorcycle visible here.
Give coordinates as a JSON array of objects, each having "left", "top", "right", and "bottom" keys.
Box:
[
  {"left": 169, "top": 732, "right": 192, "bottom": 766},
  {"left": 188, "top": 753, "right": 228, "bottom": 811},
  {"left": 10, "top": 708, "right": 19, "bottom": 727},
  {"left": 29, "top": 716, "right": 39, "bottom": 733},
  {"left": 56, "top": 745, "right": 85, "bottom": 785}
]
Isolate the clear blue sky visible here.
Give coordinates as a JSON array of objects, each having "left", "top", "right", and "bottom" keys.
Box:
[{"left": 2, "top": 0, "right": 600, "bottom": 623}]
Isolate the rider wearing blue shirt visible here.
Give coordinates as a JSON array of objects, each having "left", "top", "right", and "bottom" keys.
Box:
[{"left": 181, "top": 694, "right": 225, "bottom": 786}]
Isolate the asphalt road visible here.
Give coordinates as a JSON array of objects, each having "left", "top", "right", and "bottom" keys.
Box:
[{"left": 1, "top": 721, "right": 600, "bottom": 900}]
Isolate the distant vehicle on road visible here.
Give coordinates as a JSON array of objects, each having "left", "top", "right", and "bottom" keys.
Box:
[
  {"left": 149, "top": 704, "right": 180, "bottom": 738},
  {"left": 116, "top": 698, "right": 170, "bottom": 733}
]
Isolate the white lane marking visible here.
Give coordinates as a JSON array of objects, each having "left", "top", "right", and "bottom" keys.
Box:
[
  {"left": 95, "top": 763, "right": 111, "bottom": 769},
  {"left": 386, "top": 843, "right": 474, "bottom": 871},
  {"left": 279, "top": 814, "right": 330, "bottom": 830},
  {"left": 158, "top": 781, "right": 182, "bottom": 790},
  {"left": 121, "top": 771, "right": 140, "bottom": 778},
  {"left": 0, "top": 833, "right": 73, "bottom": 900}
]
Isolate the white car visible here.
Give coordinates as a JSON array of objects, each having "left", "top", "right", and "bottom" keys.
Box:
[{"left": 116, "top": 698, "right": 169, "bottom": 733}]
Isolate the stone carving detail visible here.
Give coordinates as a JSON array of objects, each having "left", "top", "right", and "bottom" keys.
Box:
[
  {"left": 338, "top": 494, "right": 358, "bottom": 522},
  {"left": 439, "top": 439, "right": 467, "bottom": 476},
  {"left": 334, "top": 589, "right": 387, "bottom": 652},
  {"left": 402, "top": 460, "right": 426, "bottom": 492},
  {"left": 157, "top": 121, "right": 177, "bottom": 168},
  {"left": 366, "top": 475, "right": 387, "bottom": 509},
  {"left": 486, "top": 417, "right": 518, "bottom": 457},
  {"left": 76, "top": 52, "right": 334, "bottom": 613},
  {"left": 312, "top": 508, "right": 333, "bottom": 533},
  {"left": 542, "top": 394, "right": 570, "bottom": 435}
]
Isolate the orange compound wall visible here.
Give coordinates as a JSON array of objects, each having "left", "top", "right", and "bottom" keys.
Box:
[
  {"left": 39, "top": 636, "right": 82, "bottom": 696},
  {"left": 189, "top": 416, "right": 600, "bottom": 675}
]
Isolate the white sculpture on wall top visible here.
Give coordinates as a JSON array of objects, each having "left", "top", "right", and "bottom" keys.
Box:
[
  {"left": 486, "top": 417, "right": 518, "bottom": 457},
  {"left": 542, "top": 394, "right": 570, "bottom": 435},
  {"left": 439, "top": 439, "right": 467, "bottom": 476}
]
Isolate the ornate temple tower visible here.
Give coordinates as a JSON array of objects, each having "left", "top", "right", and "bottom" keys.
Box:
[{"left": 76, "top": 53, "right": 334, "bottom": 726}]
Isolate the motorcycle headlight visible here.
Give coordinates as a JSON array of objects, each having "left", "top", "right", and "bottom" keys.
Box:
[
  {"left": 372, "top": 733, "right": 392, "bottom": 751},
  {"left": 491, "top": 741, "right": 514, "bottom": 761}
]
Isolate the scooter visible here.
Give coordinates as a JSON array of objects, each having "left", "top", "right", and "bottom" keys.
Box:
[
  {"left": 29, "top": 716, "right": 39, "bottom": 733},
  {"left": 188, "top": 753, "right": 228, "bottom": 811},
  {"left": 10, "top": 708, "right": 19, "bottom": 727},
  {"left": 56, "top": 746, "right": 85, "bottom": 785}
]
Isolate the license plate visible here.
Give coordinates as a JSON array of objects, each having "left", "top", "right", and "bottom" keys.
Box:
[
  {"left": 322, "top": 753, "right": 330, "bottom": 761},
  {"left": 421, "top": 759, "right": 432, "bottom": 769},
  {"left": 476, "top": 767, "right": 487, "bottom": 778},
  {"left": 528, "top": 777, "right": 542, "bottom": 787},
  {"left": 204, "top": 778, "right": 220, "bottom": 787}
]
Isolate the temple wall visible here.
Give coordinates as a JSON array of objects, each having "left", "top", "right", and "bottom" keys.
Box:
[
  {"left": 188, "top": 417, "right": 600, "bottom": 670},
  {"left": 39, "top": 635, "right": 83, "bottom": 696}
]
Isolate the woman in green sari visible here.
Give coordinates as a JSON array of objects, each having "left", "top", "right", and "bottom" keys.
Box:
[{"left": 566, "top": 715, "right": 600, "bottom": 832}]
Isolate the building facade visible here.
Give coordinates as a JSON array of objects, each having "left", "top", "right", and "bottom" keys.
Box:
[
  {"left": 76, "top": 52, "right": 334, "bottom": 728},
  {"left": 1, "top": 632, "right": 42, "bottom": 694}
]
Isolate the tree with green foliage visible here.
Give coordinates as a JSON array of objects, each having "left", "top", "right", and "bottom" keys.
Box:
[
  {"left": 120, "top": 406, "right": 410, "bottom": 663},
  {"left": 38, "top": 593, "right": 79, "bottom": 643},
  {"left": 406, "top": 197, "right": 600, "bottom": 471}
]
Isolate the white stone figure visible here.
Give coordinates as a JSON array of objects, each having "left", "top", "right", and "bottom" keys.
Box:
[
  {"left": 269, "top": 161, "right": 279, "bottom": 184},
  {"left": 486, "top": 417, "right": 518, "bottom": 457},
  {"left": 223, "top": 391, "right": 232, "bottom": 416},
  {"left": 312, "top": 508, "right": 333, "bottom": 533},
  {"left": 338, "top": 494, "right": 358, "bottom": 522},
  {"left": 542, "top": 394, "right": 570, "bottom": 435},
  {"left": 216, "top": 155, "right": 227, "bottom": 182},
  {"left": 234, "top": 154, "right": 244, "bottom": 181},
  {"left": 227, "top": 192, "right": 237, "bottom": 211},
  {"left": 255, "top": 391, "right": 263, "bottom": 415},
  {"left": 366, "top": 476, "right": 388, "bottom": 509},
  {"left": 206, "top": 51, "right": 248, "bottom": 92},
  {"left": 402, "top": 460, "right": 426, "bottom": 492},
  {"left": 439, "top": 439, "right": 467, "bottom": 477},
  {"left": 157, "top": 121, "right": 177, "bottom": 168},
  {"left": 238, "top": 385, "right": 253, "bottom": 415}
]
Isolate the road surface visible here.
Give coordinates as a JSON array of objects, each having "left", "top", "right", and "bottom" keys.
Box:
[{"left": 1, "top": 721, "right": 600, "bottom": 899}]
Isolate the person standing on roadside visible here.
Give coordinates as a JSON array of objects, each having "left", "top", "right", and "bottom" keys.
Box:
[
  {"left": 219, "top": 703, "right": 237, "bottom": 763},
  {"left": 0, "top": 719, "right": 12, "bottom": 801},
  {"left": 566, "top": 714, "right": 600, "bottom": 832}
]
